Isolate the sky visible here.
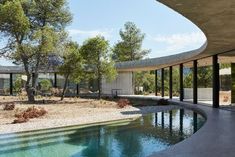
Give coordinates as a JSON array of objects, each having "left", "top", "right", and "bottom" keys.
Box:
[{"left": 0, "top": 0, "right": 206, "bottom": 66}]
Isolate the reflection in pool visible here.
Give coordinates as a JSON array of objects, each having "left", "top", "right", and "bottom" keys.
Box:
[{"left": 0, "top": 109, "right": 205, "bottom": 157}]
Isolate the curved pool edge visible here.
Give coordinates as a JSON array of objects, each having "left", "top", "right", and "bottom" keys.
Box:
[{"left": 150, "top": 100, "right": 235, "bottom": 157}]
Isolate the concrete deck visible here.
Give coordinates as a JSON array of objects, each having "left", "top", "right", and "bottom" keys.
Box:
[{"left": 120, "top": 95, "right": 235, "bottom": 157}]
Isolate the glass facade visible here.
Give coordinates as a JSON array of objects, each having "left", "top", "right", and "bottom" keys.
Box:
[
  {"left": 183, "top": 62, "right": 193, "bottom": 102},
  {"left": 0, "top": 74, "right": 10, "bottom": 95},
  {"left": 197, "top": 57, "right": 213, "bottom": 106},
  {"left": 172, "top": 66, "right": 180, "bottom": 99}
]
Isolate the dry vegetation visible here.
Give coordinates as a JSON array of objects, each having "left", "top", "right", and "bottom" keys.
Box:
[{"left": 0, "top": 96, "right": 130, "bottom": 125}]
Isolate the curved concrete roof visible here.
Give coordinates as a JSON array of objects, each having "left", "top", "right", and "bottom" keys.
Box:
[{"left": 116, "top": 0, "right": 235, "bottom": 71}]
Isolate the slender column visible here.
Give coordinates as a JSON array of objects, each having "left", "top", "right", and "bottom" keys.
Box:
[
  {"left": 169, "top": 66, "right": 173, "bottom": 99},
  {"left": 213, "top": 55, "right": 220, "bottom": 108},
  {"left": 179, "top": 64, "right": 184, "bottom": 101},
  {"left": 161, "top": 68, "right": 164, "bottom": 97},
  {"left": 155, "top": 70, "right": 158, "bottom": 96},
  {"left": 9, "top": 73, "right": 13, "bottom": 95},
  {"left": 193, "top": 60, "right": 198, "bottom": 104},
  {"left": 54, "top": 73, "right": 57, "bottom": 88}
]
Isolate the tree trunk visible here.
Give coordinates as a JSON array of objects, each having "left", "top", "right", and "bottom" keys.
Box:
[
  {"left": 61, "top": 74, "right": 69, "bottom": 101},
  {"left": 25, "top": 73, "right": 35, "bottom": 103}
]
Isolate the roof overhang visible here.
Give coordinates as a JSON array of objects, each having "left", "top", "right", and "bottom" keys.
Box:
[{"left": 116, "top": 0, "right": 235, "bottom": 71}]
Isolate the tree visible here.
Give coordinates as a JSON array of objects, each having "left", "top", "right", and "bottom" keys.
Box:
[
  {"left": 0, "top": 0, "right": 72, "bottom": 102},
  {"left": 58, "top": 41, "right": 83, "bottom": 101},
  {"left": 112, "top": 22, "right": 150, "bottom": 93},
  {"left": 112, "top": 22, "right": 150, "bottom": 61},
  {"left": 80, "top": 36, "right": 117, "bottom": 99},
  {"left": 135, "top": 71, "right": 155, "bottom": 94}
]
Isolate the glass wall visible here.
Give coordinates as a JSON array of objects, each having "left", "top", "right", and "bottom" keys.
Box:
[
  {"left": 218, "top": 52, "right": 235, "bottom": 106},
  {"left": 156, "top": 70, "right": 162, "bottom": 97},
  {"left": 164, "top": 68, "right": 169, "bottom": 98},
  {"left": 183, "top": 62, "right": 193, "bottom": 102},
  {"left": 0, "top": 74, "right": 10, "bottom": 95},
  {"left": 197, "top": 57, "right": 213, "bottom": 106},
  {"left": 172, "top": 66, "right": 180, "bottom": 99},
  {"left": 13, "top": 74, "right": 23, "bottom": 95}
]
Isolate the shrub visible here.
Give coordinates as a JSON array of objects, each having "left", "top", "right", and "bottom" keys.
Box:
[
  {"left": 13, "top": 106, "right": 47, "bottom": 124},
  {"left": 40, "top": 79, "right": 52, "bottom": 91},
  {"left": 157, "top": 99, "right": 169, "bottom": 106},
  {"left": 14, "top": 77, "right": 22, "bottom": 94},
  {"left": 117, "top": 99, "right": 130, "bottom": 108},
  {"left": 3, "top": 103, "right": 15, "bottom": 111}
]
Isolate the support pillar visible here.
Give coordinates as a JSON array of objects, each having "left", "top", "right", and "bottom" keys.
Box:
[
  {"left": 161, "top": 68, "right": 164, "bottom": 97},
  {"left": 179, "top": 64, "right": 184, "bottom": 101},
  {"left": 155, "top": 70, "right": 158, "bottom": 96},
  {"left": 9, "top": 73, "right": 13, "bottom": 95},
  {"left": 193, "top": 60, "right": 198, "bottom": 104},
  {"left": 169, "top": 66, "right": 173, "bottom": 99},
  {"left": 213, "top": 55, "right": 220, "bottom": 108}
]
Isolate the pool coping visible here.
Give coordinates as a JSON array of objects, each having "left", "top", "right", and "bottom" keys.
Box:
[{"left": 150, "top": 99, "right": 235, "bottom": 157}]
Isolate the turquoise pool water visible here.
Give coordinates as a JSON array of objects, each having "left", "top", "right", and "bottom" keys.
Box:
[{"left": 0, "top": 109, "right": 205, "bottom": 157}]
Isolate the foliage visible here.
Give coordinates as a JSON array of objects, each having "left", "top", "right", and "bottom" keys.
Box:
[
  {"left": 135, "top": 71, "right": 155, "bottom": 94},
  {"left": 58, "top": 41, "right": 83, "bottom": 100},
  {"left": 13, "top": 76, "right": 22, "bottom": 94},
  {"left": 40, "top": 79, "right": 52, "bottom": 91},
  {"left": 80, "top": 36, "right": 117, "bottom": 99},
  {"left": 112, "top": 22, "right": 150, "bottom": 61},
  {"left": 0, "top": 0, "right": 72, "bottom": 102}
]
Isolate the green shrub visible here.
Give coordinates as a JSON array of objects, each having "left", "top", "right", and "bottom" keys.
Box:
[
  {"left": 14, "top": 77, "right": 22, "bottom": 94},
  {"left": 40, "top": 79, "right": 52, "bottom": 91}
]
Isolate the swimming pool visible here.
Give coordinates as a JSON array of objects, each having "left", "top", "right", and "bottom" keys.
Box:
[{"left": 0, "top": 109, "right": 205, "bottom": 157}]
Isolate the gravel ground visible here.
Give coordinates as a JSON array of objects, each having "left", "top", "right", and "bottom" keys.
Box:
[{"left": 0, "top": 96, "right": 179, "bottom": 134}]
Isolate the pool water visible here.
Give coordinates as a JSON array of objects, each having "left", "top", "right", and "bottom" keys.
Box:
[{"left": 0, "top": 109, "right": 205, "bottom": 157}]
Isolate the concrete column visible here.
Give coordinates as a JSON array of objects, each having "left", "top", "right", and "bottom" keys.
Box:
[
  {"left": 161, "top": 68, "right": 164, "bottom": 97},
  {"left": 169, "top": 66, "right": 173, "bottom": 99},
  {"left": 213, "top": 55, "right": 220, "bottom": 108},
  {"left": 193, "top": 60, "right": 198, "bottom": 104},
  {"left": 179, "top": 64, "right": 184, "bottom": 101},
  {"left": 155, "top": 70, "right": 158, "bottom": 96}
]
